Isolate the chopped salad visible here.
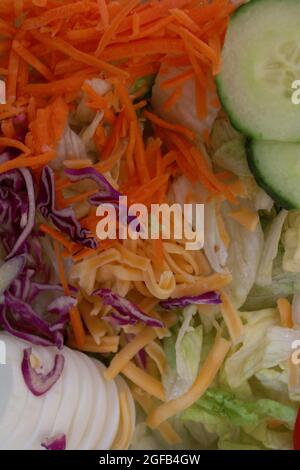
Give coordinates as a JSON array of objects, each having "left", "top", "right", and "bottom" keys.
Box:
[{"left": 0, "top": 0, "right": 300, "bottom": 451}]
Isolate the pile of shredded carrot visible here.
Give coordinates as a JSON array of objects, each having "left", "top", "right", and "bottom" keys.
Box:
[{"left": 0, "top": 0, "right": 242, "bottom": 433}]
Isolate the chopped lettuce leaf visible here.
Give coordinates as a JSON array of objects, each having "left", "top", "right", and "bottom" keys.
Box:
[
  {"left": 224, "top": 308, "right": 279, "bottom": 388},
  {"left": 163, "top": 306, "right": 203, "bottom": 400},
  {"left": 212, "top": 139, "right": 251, "bottom": 177},
  {"left": 222, "top": 201, "right": 264, "bottom": 307},
  {"left": 182, "top": 387, "right": 296, "bottom": 450},
  {"left": 243, "top": 245, "right": 300, "bottom": 310},
  {"left": 256, "top": 210, "right": 288, "bottom": 287}
]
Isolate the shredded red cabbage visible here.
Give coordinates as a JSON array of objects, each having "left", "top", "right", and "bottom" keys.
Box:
[
  {"left": 22, "top": 347, "right": 65, "bottom": 397},
  {"left": 94, "top": 288, "right": 164, "bottom": 327},
  {"left": 0, "top": 307, "right": 58, "bottom": 347},
  {"left": 37, "top": 166, "right": 97, "bottom": 249},
  {"left": 159, "top": 291, "right": 222, "bottom": 310},
  {"left": 41, "top": 434, "right": 66, "bottom": 450},
  {"left": 64, "top": 167, "right": 120, "bottom": 203},
  {"left": 47, "top": 296, "right": 77, "bottom": 332},
  {"left": 0, "top": 168, "right": 35, "bottom": 259}
]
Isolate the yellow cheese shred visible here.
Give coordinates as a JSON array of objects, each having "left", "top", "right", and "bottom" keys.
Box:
[
  {"left": 111, "top": 389, "right": 132, "bottom": 450},
  {"left": 105, "top": 312, "right": 176, "bottom": 380},
  {"left": 220, "top": 290, "right": 244, "bottom": 342},
  {"left": 172, "top": 273, "right": 232, "bottom": 298},
  {"left": 277, "top": 298, "right": 293, "bottom": 328},
  {"left": 122, "top": 361, "right": 165, "bottom": 402},
  {"left": 105, "top": 327, "right": 157, "bottom": 380},
  {"left": 147, "top": 336, "right": 231, "bottom": 429},
  {"left": 132, "top": 386, "right": 182, "bottom": 446},
  {"left": 68, "top": 335, "right": 119, "bottom": 353},
  {"left": 80, "top": 299, "right": 107, "bottom": 344},
  {"left": 228, "top": 207, "right": 259, "bottom": 232}
]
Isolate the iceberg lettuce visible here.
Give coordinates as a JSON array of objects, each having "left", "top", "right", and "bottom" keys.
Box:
[{"left": 163, "top": 306, "right": 203, "bottom": 400}]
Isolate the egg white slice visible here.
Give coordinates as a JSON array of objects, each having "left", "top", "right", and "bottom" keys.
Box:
[
  {"left": 46, "top": 346, "right": 80, "bottom": 448},
  {"left": 93, "top": 360, "right": 120, "bottom": 450},
  {"left": 0, "top": 333, "right": 28, "bottom": 447},
  {"left": 0, "top": 336, "right": 55, "bottom": 449},
  {"left": 75, "top": 356, "right": 108, "bottom": 450},
  {"left": 24, "top": 348, "right": 66, "bottom": 450},
  {"left": 65, "top": 349, "right": 95, "bottom": 449}
]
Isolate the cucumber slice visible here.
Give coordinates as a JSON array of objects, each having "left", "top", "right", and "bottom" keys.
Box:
[
  {"left": 247, "top": 139, "right": 300, "bottom": 209},
  {"left": 217, "top": 0, "right": 300, "bottom": 142}
]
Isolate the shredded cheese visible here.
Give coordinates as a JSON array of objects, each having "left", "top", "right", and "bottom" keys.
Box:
[
  {"left": 172, "top": 273, "right": 232, "bottom": 297},
  {"left": 80, "top": 299, "right": 107, "bottom": 344},
  {"left": 105, "top": 327, "right": 157, "bottom": 380},
  {"left": 111, "top": 389, "right": 133, "bottom": 450},
  {"left": 277, "top": 298, "right": 293, "bottom": 328},
  {"left": 68, "top": 335, "right": 119, "bottom": 353},
  {"left": 228, "top": 207, "right": 259, "bottom": 232},
  {"left": 220, "top": 290, "right": 244, "bottom": 342},
  {"left": 132, "top": 386, "right": 182, "bottom": 445},
  {"left": 122, "top": 361, "right": 165, "bottom": 401},
  {"left": 147, "top": 336, "right": 231, "bottom": 428}
]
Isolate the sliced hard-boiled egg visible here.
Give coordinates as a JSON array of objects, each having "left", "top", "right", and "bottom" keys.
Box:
[
  {"left": 64, "top": 349, "right": 96, "bottom": 450},
  {"left": 93, "top": 360, "right": 120, "bottom": 450},
  {"left": 0, "top": 332, "right": 135, "bottom": 450},
  {"left": 48, "top": 347, "right": 81, "bottom": 447}
]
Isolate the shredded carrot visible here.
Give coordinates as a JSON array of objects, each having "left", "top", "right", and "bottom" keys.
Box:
[
  {"left": 131, "top": 11, "right": 140, "bottom": 37},
  {"left": 22, "top": 1, "right": 94, "bottom": 30},
  {"left": 95, "top": 0, "right": 141, "bottom": 55},
  {"left": 170, "top": 8, "right": 200, "bottom": 33},
  {"left": 114, "top": 80, "right": 150, "bottom": 183},
  {"left": 69, "top": 306, "right": 87, "bottom": 350},
  {"left": 7, "top": 49, "right": 19, "bottom": 101},
  {"left": 12, "top": 40, "right": 55, "bottom": 82},
  {"left": 28, "top": 96, "right": 69, "bottom": 154},
  {"left": 143, "top": 110, "right": 195, "bottom": 141},
  {"left": 97, "top": 0, "right": 110, "bottom": 29},
  {"left": 169, "top": 23, "right": 219, "bottom": 64},
  {"left": 0, "top": 150, "right": 55, "bottom": 174},
  {"left": 53, "top": 240, "right": 86, "bottom": 349},
  {"left": 160, "top": 69, "right": 194, "bottom": 90},
  {"left": 0, "top": 137, "right": 30, "bottom": 154},
  {"left": 126, "top": 120, "right": 137, "bottom": 177},
  {"left": 101, "top": 38, "right": 185, "bottom": 61},
  {"left": 1, "top": 119, "right": 15, "bottom": 138},
  {"left": 40, "top": 223, "right": 78, "bottom": 253},
  {"left": 163, "top": 86, "right": 182, "bottom": 112},
  {"left": 25, "top": 74, "right": 91, "bottom": 97},
  {"left": 53, "top": 240, "right": 70, "bottom": 295},
  {"left": 31, "top": 31, "right": 128, "bottom": 78}
]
